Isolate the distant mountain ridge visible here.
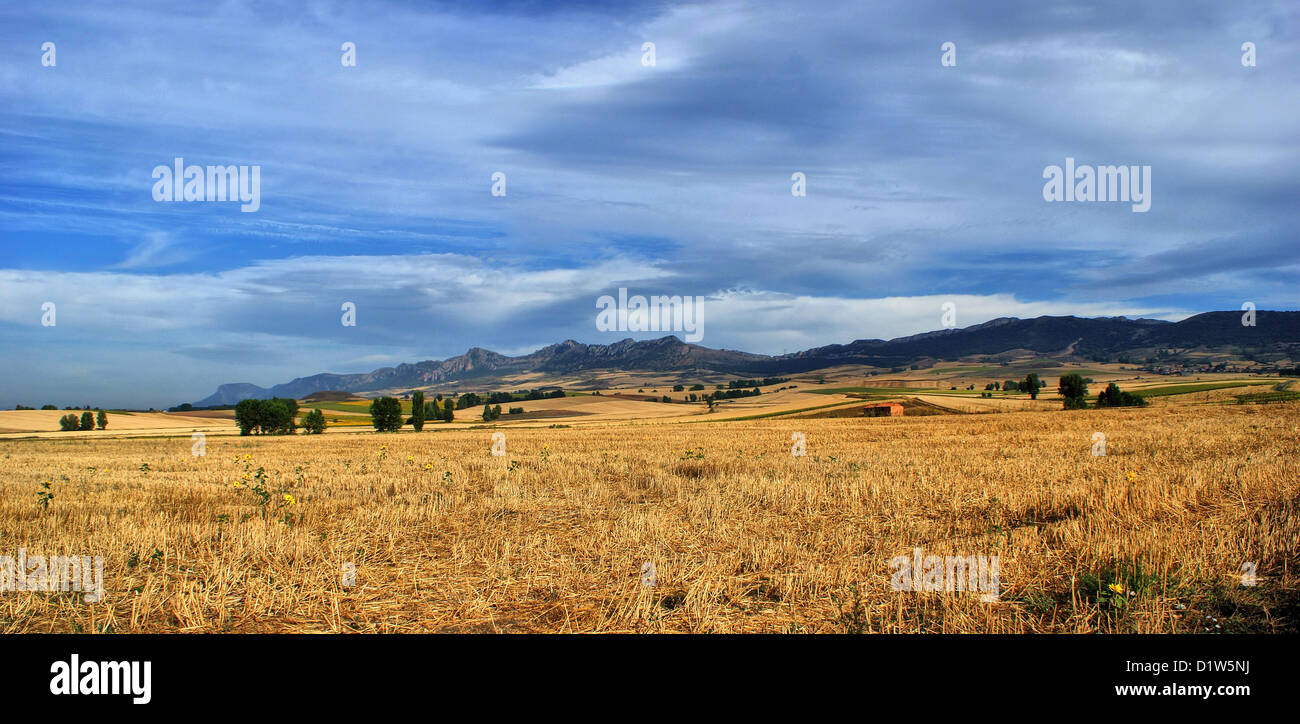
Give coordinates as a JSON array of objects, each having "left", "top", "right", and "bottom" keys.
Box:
[{"left": 191, "top": 311, "right": 1300, "bottom": 406}]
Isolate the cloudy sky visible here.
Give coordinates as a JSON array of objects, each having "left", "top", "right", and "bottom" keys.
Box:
[{"left": 1, "top": 0, "right": 1296, "bottom": 408}]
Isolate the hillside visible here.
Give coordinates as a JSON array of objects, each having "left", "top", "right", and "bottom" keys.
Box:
[{"left": 192, "top": 311, "right": 1300, "bottom": 406}]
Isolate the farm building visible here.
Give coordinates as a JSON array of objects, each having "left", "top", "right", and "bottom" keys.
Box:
[{"left": 862, "top": 402, "right": 904, "bottom": 417}]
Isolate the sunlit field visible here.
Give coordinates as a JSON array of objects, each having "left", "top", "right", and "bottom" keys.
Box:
[{"left": 2, "top": 402, "right": 1296, "bottom": 633}]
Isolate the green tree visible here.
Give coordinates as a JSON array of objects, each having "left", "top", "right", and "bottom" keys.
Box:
[
  {"left": 1058, "top": 373, "right": 1088, "bottom": 409},
  {"left": 96, "top": 409, "right": 108, "bottom": 430},
  {"left": 1096, "top": 383, "right": 1148, "bottom": 408},
  {"left": 79, "top": 411, "right": 95, "bottom": 430},
  {"left": 411, "top": 390, "right": 425, "bottom": 432},
  {"left": 1003, "top": 380, "right": 1019, "bottom": 392},
  {"left": 59, "top": 414, "right": 80, "bottom": 431},
  {"left": 370, "top": 396, "right": 403, "bottom": 432},
  {"left": 259, "top": 399, "right": 295, "bottom": 434},
  {"left": 234, "top": 399, "right": 262, "bottom": 435},
  {"left": 441, "top": 399, "right": 454, "bottom": 423},
  {"left": 1097, "top": 382, "right": 1122, "bottom": 407},
  {"left": 1022, "top": 373, "right": 1041, "bottom": 400},
  {"left": 270, "top": 397, "right": 299, "bottom": 433},
  {"left": 302, "top": 408, "right": 327, "bottom": 434}
]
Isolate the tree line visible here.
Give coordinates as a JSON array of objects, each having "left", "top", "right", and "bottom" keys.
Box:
[
  {"left": 728, "top": 377, "right": 790, "bottom": 389},
  {"left": 1057, "top": 374, "right": 1148, "bottom": 409},
  {"left": 231, "top": 387, "right": 566, "bottom": 436},
  {"left": 234, "top": 398, "right": 323, "bottom": 435},
  {"left": 57, "top": 410, "right": 108, "bottom": 431}
]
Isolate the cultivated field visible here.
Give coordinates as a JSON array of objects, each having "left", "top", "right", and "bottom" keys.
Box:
[
  {"left": 2, "top": 401, "right": 1296, "bottom": 633},
  {"left": 0, "top": 410, "right": 232, "bottom": 438}
]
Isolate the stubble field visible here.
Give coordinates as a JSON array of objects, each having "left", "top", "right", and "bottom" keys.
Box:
[{"left": 1, "top": 402, "right": 1296, "bottom": 633}]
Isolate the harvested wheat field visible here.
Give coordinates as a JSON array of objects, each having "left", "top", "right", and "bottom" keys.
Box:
[
  {"left": 0, "top": 409, "right": 235, "bottom": 439},
  {"left": 1, "top": 402, "right": 1296, "bottom": 634}
]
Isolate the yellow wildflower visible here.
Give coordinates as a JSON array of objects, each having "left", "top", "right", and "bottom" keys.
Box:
[{"left": 283, "top": 494, "right": 296, "bottom": 506}]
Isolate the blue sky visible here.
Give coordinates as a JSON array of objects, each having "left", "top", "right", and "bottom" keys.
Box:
[{"left": 1, "top": 0, "right": 1296, "bottom": 408}]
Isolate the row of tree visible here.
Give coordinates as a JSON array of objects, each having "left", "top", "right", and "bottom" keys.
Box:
[
  {"left": 370, "top": 393, "right": 464, "bottom": 432},
  {"left": 728, "top": 377, "right": 790, "bottom": 389},
  {"left": 1058, "top": 375, "right": 1148, "bottom": 409},
  {"left": 370, "top": 391, "right": 527, "bottom": 431},
  {"left": 446, "top": 388, "right": 566, "bottom": 411},
  {"left": 235, "top": 398, "right": 304, "bottom": 435},
  {"left": 978, "top": 375, "right": 1050, "bottom": 398},
  {"left": 58, "top": 410, "right": 107, "bottom": 431},
  {"left": 710, "top": 387, "right": 763, "bottom": 401}
]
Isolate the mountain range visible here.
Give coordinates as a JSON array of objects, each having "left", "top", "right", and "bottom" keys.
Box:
[{"left": 191, "top": 311, "right": 1300, "bottom": 406}]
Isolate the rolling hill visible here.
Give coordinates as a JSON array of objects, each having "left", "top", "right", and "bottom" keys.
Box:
[{"left": 191, "top": 311, "right": 1300, "bottom": 406}]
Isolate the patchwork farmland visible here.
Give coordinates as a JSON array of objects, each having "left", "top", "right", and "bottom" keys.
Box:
[{"left": 2, "top": 387, "right": 1295, "bottom": 633}]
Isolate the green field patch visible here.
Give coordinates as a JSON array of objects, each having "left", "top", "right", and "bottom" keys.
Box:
[
  {"left": 301, "top": 400, "right": 383, "bottom": 414},
  {"left": 1136, "top": 381, "right": 1273, "bottom": 398},
  {"left": 1234, "top": 390, "right": 1300, "bottom": 404}
]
